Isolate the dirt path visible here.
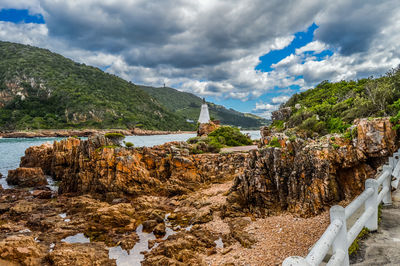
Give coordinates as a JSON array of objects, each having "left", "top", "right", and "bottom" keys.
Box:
[{"left": 221, "top": 145, "right": 258, "bottom": 153}]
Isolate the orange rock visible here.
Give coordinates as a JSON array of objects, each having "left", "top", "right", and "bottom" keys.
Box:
[{"left": 7, "top": 167, "right": 47, "bottom": 188}]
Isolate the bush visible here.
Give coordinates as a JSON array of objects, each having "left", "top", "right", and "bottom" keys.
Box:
[
  {"left": 187, "top": 126, "right": 251, "bottom": 153},
  {"left": 125, "top": 141, "right": 134, "bottom": 147},
  {"left": 105, "top": 132, "right": 125, "bottom": 146},
  {"left": 327, "top": 117, "right": 351, "bottom": 133},
  {"left": 267, "top": 137, "right": 281, "bottom": 148},
  {"left": 208, "top": 126, "right": 252, "bottom": 147},
  {"left": 271, "top": 120, "right": 285, "bottom": 131},
  {"left": 105, "top": 132, "right": 125, "bottom": 139}
]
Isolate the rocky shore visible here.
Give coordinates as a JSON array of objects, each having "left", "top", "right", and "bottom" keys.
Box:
[
  {"left": 0, "top": 129, "right": 195, "bottom": 138},
  {"left": 227, "top": 117, "right": 399, "bottom": 217},
  {"left": 0, "top": 117, "right": 398, "bottom": 265}
]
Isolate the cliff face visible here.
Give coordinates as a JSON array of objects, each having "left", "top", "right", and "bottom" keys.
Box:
[
  {"left": 227, "top": 118, "right": 399, "bottom": 217},
  {"left": 20, "top": 136, "right": 248, "bottom": 198}
]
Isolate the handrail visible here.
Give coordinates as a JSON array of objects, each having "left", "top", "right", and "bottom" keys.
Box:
[
  {"left": 283, "top": 148, "right": 400, "bottom": 266},
  {"left": 344, "top": 188, "right": 373, "bottom": 219},
  {"left": 305, "top": 219, "right": 343, "bottom": 265}
]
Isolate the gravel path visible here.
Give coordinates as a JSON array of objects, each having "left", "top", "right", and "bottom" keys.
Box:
[
  {"left": 187, "top": 179, "right": 331, "bottom": 265},
  {"left": 221, "top": 145, "right": 258, "bottom": 153}
]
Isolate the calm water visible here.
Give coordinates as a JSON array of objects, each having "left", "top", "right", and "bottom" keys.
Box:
[{"left": 0, "top": 131, "right": 260, "bottom": 189}]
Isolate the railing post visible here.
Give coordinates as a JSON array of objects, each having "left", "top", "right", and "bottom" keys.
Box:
[
  {"left": 365, "top": 179, "right": 379, "bottom": 231},
  {"left": 282, "top": 256, "right": 310, "bottom": 266},
  {"left": 389, "top": 157, "right": 395, "bottom": 169},
  {"left": 330, "top": 205, "right": 349, "bottom": 266},
  {"left": 382, "top": 165, "right": 393, "bottom": 205}
]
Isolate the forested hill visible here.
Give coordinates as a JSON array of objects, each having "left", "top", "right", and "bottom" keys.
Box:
[
  {"left": 272, "top": 66, "right": 400, "bottom": 135},
  {"left": 0, "top": 41, "right": 266, "bottom": 130},
  {"left": 140, "top": 86, "right": 268, "bottom": 128}
]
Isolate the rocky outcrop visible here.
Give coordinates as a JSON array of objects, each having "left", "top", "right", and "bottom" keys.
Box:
[
  {"left": 0, "top": 235, "right": 45, "bottom": 265},
  {"left": 47, "top": 243, "right": 116, "bottom": 266},
  {"left": 6, "top": 167, "right": 47, "bottom": 187},
  {"left": 19, "top": 136, "right": 247, "bottom": 197},
  {"left": 227, "top": 118, "right": 399, "bottom": 217},
  {"left": 271, "top": 107, "right": 292, "bottom": 121},
  {"left": 197, "top": 122, "right": 220, "bottom": 136}
]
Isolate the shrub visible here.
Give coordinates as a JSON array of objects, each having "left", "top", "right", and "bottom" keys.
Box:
[
  {"left": 125, "top": 141, "right": 134, "bottom": 147},
  {"left": 208, "top": 126, "right": 252, "bottom": 147},
  {"left": 105, "top": 132, "right": 125, "bottom": 146},
  {"left": 105, "top": 132, "right": 125, "bottom": 139},
  {"left": 327, "top": 117, "right": 351, "bottom": 133},
  {"left": 267, "top": 137, "right": 281, "bottom": 148},
  {"left": 271, "top": 120, "right": 285, "bottom": 131}
]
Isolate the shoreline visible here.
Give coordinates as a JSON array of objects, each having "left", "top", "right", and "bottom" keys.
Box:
[{"left": 0, "top": 128, "right": 196, "bottom": 138}]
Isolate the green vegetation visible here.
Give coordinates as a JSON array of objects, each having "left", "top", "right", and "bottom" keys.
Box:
[
  {"left": 124, "top": 141, "right": 134, "bottom": 148},
  {"left": 274, "top": 66, "right": 400, "bottom": 134},
  {"left": 266, "top": 137, "right": 281, "bottom": 148},
  {"left": 0, "top": 41, "right": 195, "bottom": 131},
  {"left": 104, "top": 132, "right": 125, "bottom": 139},
  {"left": 187, "top": 126, "right": 252, "bottom": 153},
  {"left": 208, "top": 126, "right": 253, "bottom": 146},
  {"left": 140, "top": 86, "right": 269, "bottom": 129},
  {"left": 187, "top": 136, "right": 223, "bottom": 153},
  {"left": 271, "top": 120, "right": 285, "bottom": 131},
  {"left": 348, "top": 227, "right": 370, "bottom": 255}
]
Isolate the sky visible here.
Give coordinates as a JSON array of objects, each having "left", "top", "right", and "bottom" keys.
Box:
[{"left": 0, "top": 1, "right": 400, "bottom": 119}]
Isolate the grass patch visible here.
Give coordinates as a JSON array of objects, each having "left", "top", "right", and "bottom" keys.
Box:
[
  {"left": 348, "top": 227, "right": 370, "bottom": 255},
  {"left": 266, "top": 136, "right": 281, "bottom": 148}
]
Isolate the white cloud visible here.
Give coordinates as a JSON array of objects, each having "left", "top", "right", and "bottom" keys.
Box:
[
  {"left": 254, "top": 102, "right": 279, "bottom": 111},
  {"left": 0, "top": 0, "right": 399, "bottom": 116},
  {"left": 272, "top": 96, "right": 290, "bottom": 104},
  {"left": 295, "top": 40, "right": 328, "bottom": 54}
]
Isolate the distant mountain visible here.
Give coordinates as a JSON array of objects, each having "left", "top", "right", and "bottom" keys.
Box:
[
  {"left": 0, "top": 41, "right": 267, "bottom": 131},
  {"left": 140, "top": 86, "right": 268, "bottom": 128},
  {"left": 0, "top": 41, "right": 193, "bottom": 130}
]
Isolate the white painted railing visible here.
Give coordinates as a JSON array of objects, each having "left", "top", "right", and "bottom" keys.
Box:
[{"left": 283, "top": 149, "right": 400, "bottom": 266}]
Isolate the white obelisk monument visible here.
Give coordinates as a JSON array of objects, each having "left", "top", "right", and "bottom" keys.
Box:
[{"left": 198, "top": 98, "right": 210, "bottom": 124}]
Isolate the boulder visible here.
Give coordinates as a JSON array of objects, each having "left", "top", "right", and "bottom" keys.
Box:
[
  {"left": 142, "top": 220, "right": 158, "bottom": 233},
  {"left": 31, "top": 189, "right": 53, "bottom": 199},
  {"left": 47, "top": 243, "right": 116, "bottom": 266},
  {"left": 271, "top": 107, "right": 292, "bottom": 121},
  {"left": 197, "top": 122, "right": 219, "bottom": 136},
  {"left": 0, "top": 235, "right": 44, "bottom": 265},
  {"left": 7, "top": 167, "right": 47, "bottom": 187},
  {"left": 153, "top": 223, "right": 166, "bottom": 237}
]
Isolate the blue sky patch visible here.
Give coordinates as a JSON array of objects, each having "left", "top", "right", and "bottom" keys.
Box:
[
  {"left": 0, "top": 9, "right": 45, "bottom": 24},
  {"left": 256, "top": 23, "right": 320, "bottom": 72}
]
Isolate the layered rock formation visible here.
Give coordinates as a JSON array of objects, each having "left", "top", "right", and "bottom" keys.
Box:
[
  {"left": 7, "top": 167, "right": 48, "bottom": 187},
  {"left": 197, "top": 122, "right": 220, "bottom": 136},
  {"left": 20, "top": 136, "right": 247, "bottom": 198},
  {"left": 227, "top": 118, "right": 399, "bottom": 217}
]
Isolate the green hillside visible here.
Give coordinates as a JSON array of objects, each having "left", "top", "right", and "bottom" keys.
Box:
[
  {"left": 140, "top": 86, "right": 268, "bottom": 128},
  {"left": 0, "top": 41, "right": 193, "bottom": 130},
  {"left": 272, "top": 66, "right": 400, "bottom": 135}
]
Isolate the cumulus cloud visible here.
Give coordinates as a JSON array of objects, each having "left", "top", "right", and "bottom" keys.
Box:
[
  {"left": 254, "top": 103, "right": 278, "bottom": 111},
  {"left": 295, "top": 41, "right": 328, "bottom": 54},
  {"left": 0, "top": 0, "right": 399, "bottom": 116},
  {"left": 272, "top": 96, "right": 290, "bottom": 104}
]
